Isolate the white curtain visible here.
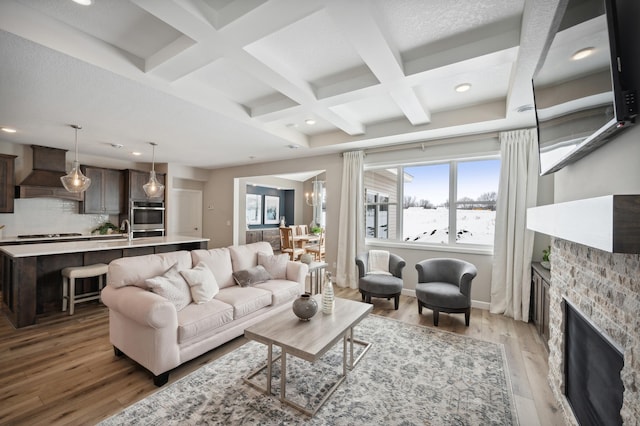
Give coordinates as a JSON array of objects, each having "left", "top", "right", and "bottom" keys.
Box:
[
  {"left": 336, "top": 151, "right": 365, "bottom": 289},
  {"left": 490, "top": 129, "right": 539, "bottom": 321}
]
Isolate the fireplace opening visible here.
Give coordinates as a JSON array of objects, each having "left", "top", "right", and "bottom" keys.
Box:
[{"left": 564, "top": 299, "right": 624, "bottom": 426}]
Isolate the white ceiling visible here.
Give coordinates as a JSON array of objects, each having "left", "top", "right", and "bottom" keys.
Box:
[{"left": 0, "top": 0, "right": 564, "bottom": 169}]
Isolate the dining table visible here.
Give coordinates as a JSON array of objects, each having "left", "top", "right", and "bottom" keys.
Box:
[{"left": 292, "top": 234, "right": 320, "bottom": 249}]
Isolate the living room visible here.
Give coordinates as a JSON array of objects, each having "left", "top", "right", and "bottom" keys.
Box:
[{"left": 1, "top": 0, "right": 639, "bottom": 424}]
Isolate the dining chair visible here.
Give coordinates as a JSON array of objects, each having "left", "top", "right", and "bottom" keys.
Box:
[
  {"left": 305, "top": 229, "right": 325, "bottom": 261},
  {"left": 280, "top": 226, "right": 304, "bottom": 260}
]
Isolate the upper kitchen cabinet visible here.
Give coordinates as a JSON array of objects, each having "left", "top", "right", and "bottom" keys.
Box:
[
  {"left": 0, "top": 154, "right": 17, "bottom": 213},
  {"left": 79, "top": 166, "right": 124, "bottom": 214},
  {"left": 125, "top": 169, "right": 165, "bottom": 201}
]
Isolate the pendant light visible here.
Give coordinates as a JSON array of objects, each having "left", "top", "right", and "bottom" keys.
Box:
[
  {"left": 60, "top": 124, "right": 91, "bottom": 193},
  {"left": 143, "top": 142, "right": 165, "bottom": 197}
]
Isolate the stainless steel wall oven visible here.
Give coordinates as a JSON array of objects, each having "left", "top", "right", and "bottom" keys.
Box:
[{"left": 130, "top": 200, "right": 165, "bottom": 237}]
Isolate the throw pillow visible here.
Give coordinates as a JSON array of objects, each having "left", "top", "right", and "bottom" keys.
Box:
[
  {"left": 257, "top": 252, "right": 288, "bottom": 280},
  {"left": 232, "top": 265, "right": 272, "bottom": 287},
  {"left": 180, "top": 261, "right": 219, "bottom": 304},
  {"left": 145, "top": 263, "right": 192, "bottom": 311}
]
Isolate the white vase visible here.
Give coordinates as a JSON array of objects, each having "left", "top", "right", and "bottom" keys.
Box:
[{"left": 322, "top": 272, "right": 335, "bottom": 314}]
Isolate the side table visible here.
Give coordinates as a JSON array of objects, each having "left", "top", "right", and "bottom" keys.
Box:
[{"left": 307, "top": 261, "right": 328, "bottom": 295}]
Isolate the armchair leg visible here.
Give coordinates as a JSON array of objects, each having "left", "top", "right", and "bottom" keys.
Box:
[
  {"left": 361, "top": 291, "right": 365, "bottom": 302},
  {"left": 433, "top": 309, "right": 440, "bottom": 326},
  {"left": 418, "top": 300, "right": 423, "bottom": 315},
  {"left": 394, "top": 295, "right": 399, "bottom": 310},
  {"left": 465, "top": 308, "right": 471, "bottom": 326}
]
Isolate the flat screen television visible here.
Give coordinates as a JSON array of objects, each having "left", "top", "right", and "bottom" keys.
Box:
[{"left": 532, "top": 0, "right": 638, "bottom": 175}]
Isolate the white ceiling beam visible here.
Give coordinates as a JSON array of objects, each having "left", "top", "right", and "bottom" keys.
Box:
[
  {"left": 134, "top": 0, "right": 365, "bottom": 135},
  {"left": 323, "top": 0, "right": 431, "bottom": 126},
  {"left": 505, "top": 0, "right": 563, "bottom": 116}
]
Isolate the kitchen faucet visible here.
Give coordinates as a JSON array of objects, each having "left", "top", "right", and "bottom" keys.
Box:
[{"left": 120, "top": 219, "right": 132, "bottom": 242}]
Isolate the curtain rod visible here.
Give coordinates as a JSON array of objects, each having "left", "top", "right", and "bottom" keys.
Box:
[{"left": 357, "top": 131, "right": 500, "bottom": 156}]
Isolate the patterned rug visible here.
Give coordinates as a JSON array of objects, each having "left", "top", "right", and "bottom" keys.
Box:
[{"left": 100, "top": 315, "right": 517, "bottom": 425}]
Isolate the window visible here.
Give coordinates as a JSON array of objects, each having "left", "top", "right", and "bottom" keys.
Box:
[
  {"left": 364, "top": 158, "right": 500, "bottom": 247},
  {"left": 364, "top": 169, "right": 398, "bottom": 239}
]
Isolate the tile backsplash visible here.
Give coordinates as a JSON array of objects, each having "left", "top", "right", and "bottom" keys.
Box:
[{"left": 0, "top": 198, "right": 115, "bottom": 237}]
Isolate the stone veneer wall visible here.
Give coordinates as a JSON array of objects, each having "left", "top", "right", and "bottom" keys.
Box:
[{"left": 548, "top": 238, "right": 640, "bottom": 424}]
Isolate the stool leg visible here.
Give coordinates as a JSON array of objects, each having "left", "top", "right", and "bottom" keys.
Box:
[
  {"left": 98, "top": 274, "right": 104, "bottom": 303},
  {"left": 69, "top": 277, "right": 75, "bottom": 316},
  {"left": 62, "top": 276, "right": 68, "bottom": 312}
]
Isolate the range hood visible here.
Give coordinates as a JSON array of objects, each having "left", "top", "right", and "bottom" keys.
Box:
[{"left": 16, "top": 145, "right": 83, "bottom": 201}]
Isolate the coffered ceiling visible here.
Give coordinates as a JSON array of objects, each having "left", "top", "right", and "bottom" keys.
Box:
[{"left": 0, "top": 0, "right": 562, "bottom": 168}]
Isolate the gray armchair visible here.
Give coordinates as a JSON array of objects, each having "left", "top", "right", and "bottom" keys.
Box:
[
  {"left": 356, "top": 252, "right": 406, "bottom": 310},
  {"left": 415, "top": 258, "right": 477, "bottom": 326}
]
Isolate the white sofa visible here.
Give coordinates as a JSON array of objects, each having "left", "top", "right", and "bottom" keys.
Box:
[{"left": 101, "top": 242, "right": 308, "bottom": 386}]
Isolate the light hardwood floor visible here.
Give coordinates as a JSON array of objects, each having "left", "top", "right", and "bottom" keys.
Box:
[{"left": 0, "top": 288, "right": 566, "bottom": 425}]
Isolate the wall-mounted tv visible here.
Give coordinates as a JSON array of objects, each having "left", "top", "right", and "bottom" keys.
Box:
[{"left": 532, "top": 0, "right": 638, "bottom": 175}]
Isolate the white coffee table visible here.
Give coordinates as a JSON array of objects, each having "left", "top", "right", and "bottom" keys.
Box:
[{"left": 243, "top": 295, "right": 373, "bottom": 416}]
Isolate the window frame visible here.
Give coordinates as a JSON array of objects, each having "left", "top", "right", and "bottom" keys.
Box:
[{"left": 363, "top": 155, "right": 500, "bottom": 254}]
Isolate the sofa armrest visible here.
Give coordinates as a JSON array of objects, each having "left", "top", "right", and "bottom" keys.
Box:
[
  {"left": 101, "top": 285, "right": 177, "bottom": 329},
  {"left": 286, "top": 261, "right": 308, "bottom": 286}
]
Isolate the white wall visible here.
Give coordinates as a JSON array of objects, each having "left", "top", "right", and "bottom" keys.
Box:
[{"left": 553, "top": 125, "right": 640, "bottom": 202}]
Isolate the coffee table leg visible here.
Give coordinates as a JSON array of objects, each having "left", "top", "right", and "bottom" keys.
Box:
[
  {"left": 266, "top": 344, "right": 272, "bottom": 394},
  {"left": 280, "top": 349, "right": 287, "bottom": 401},
  {"left": 348, "top": 326, "right": 372, "bottom": 370}
]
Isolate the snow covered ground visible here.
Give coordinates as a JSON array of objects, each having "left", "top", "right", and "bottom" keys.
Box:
[{"left": 403, "top": 207, "right": 495, "bottom": 245}]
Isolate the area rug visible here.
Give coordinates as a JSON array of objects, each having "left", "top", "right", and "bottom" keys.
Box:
[{"left": 100, "top": 315, "right": 517, "bottom": 425}]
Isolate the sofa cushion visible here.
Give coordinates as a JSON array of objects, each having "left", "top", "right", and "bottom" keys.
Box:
[
  {"left": 254, "top": 279, "right": 302, "bottom": 306},
  {"left": 108, "top": 251, "right": 192, "bottom": 289},
  {"left": 144, "top": 263, "right": 192, "bottom": 311},
  {"left": 214, "top": 286, "right": 272, "bottom": 319},
  {"left": 191, "top": 247, "right": 235, "bottom": 289},
  {"left": 229, "top": 242, "right": 273, "bottom": 272},
  {"left": 177, "top": 298, "right": 234, "bottom": 344},
  {"left": 181, "top": 261, "right": 219, "bottom": 304},
  {"left": 232, "top": 265, "right": 272, "bottom": 287},
  {"left": 258, "top": 252, "right": 289, "bottom": 280}
]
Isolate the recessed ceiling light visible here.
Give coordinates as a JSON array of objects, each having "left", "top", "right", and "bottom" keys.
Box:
[
  {"left": 1, "top": 127, "right": 17, "bottom": 133},
  {"left": 305, "top": 119, "right": 316, "bottom": 125},
  {"left": 131, "top": 151, "right": 142, "bottom": 156},
  {"left": 455, "top": 83, "right": 471, "bottom": 93},
  {"left": 72, "top": 0, "right": 93, "bottom": 5},
  {"left": 571, "top": 47, "right": 594, "bottom": 60}
]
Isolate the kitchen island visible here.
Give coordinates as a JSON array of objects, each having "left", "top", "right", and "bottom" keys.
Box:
[{"left": 0, "top": 235, "right": 208, "bottom": 328}]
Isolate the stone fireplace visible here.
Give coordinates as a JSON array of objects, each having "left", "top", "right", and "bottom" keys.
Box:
[{"left": 547, "top": 238, "right": 640, "bottom": 424}]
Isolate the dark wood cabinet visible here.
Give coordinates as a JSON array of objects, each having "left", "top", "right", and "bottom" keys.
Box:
[
  {"left": 262, "top": 228, "right": 281, "bottom": 251},
  {"left": 246, "top": 230, "right": 262, "bottom": 244},
  {"left": 531, "top": 263, "right": 551, "bottom": 350},
  {"left": 125, "top": 169, "right": 165, "bottom": 201},
  {"left": 246, "top": 228, "right": 281, "bottom": 251},
  {"left": 0, "top": 154, "right": 17, "bottom": 213},
  {"left": 79, "top": 166, "right": 124, "bottom": 214}
]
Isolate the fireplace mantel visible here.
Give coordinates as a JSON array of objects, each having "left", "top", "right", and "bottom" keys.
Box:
[{"left": 527, "top": 194, "right": 640, "bottom": 253}]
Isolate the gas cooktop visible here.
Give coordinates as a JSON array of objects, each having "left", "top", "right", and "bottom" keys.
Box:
[{"left": 17, "top": 233, "right": 83, "bottom": 239}]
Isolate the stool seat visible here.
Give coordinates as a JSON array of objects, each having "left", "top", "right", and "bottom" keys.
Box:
[{"left": 62, "top": 263, "right": 109, "bottom": 315}]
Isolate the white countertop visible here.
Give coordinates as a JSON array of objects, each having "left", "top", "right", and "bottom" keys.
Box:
[
  {"left": 0, "top": 233, "right": 129, "bottom": 244},
  {"left": 0, "top": 235, "right": 209, "bottom": 258}
]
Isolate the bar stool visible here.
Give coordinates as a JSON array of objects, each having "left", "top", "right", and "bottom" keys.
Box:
[{"left": 62, "top": 263, "right": 109, "bottom": 315}]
